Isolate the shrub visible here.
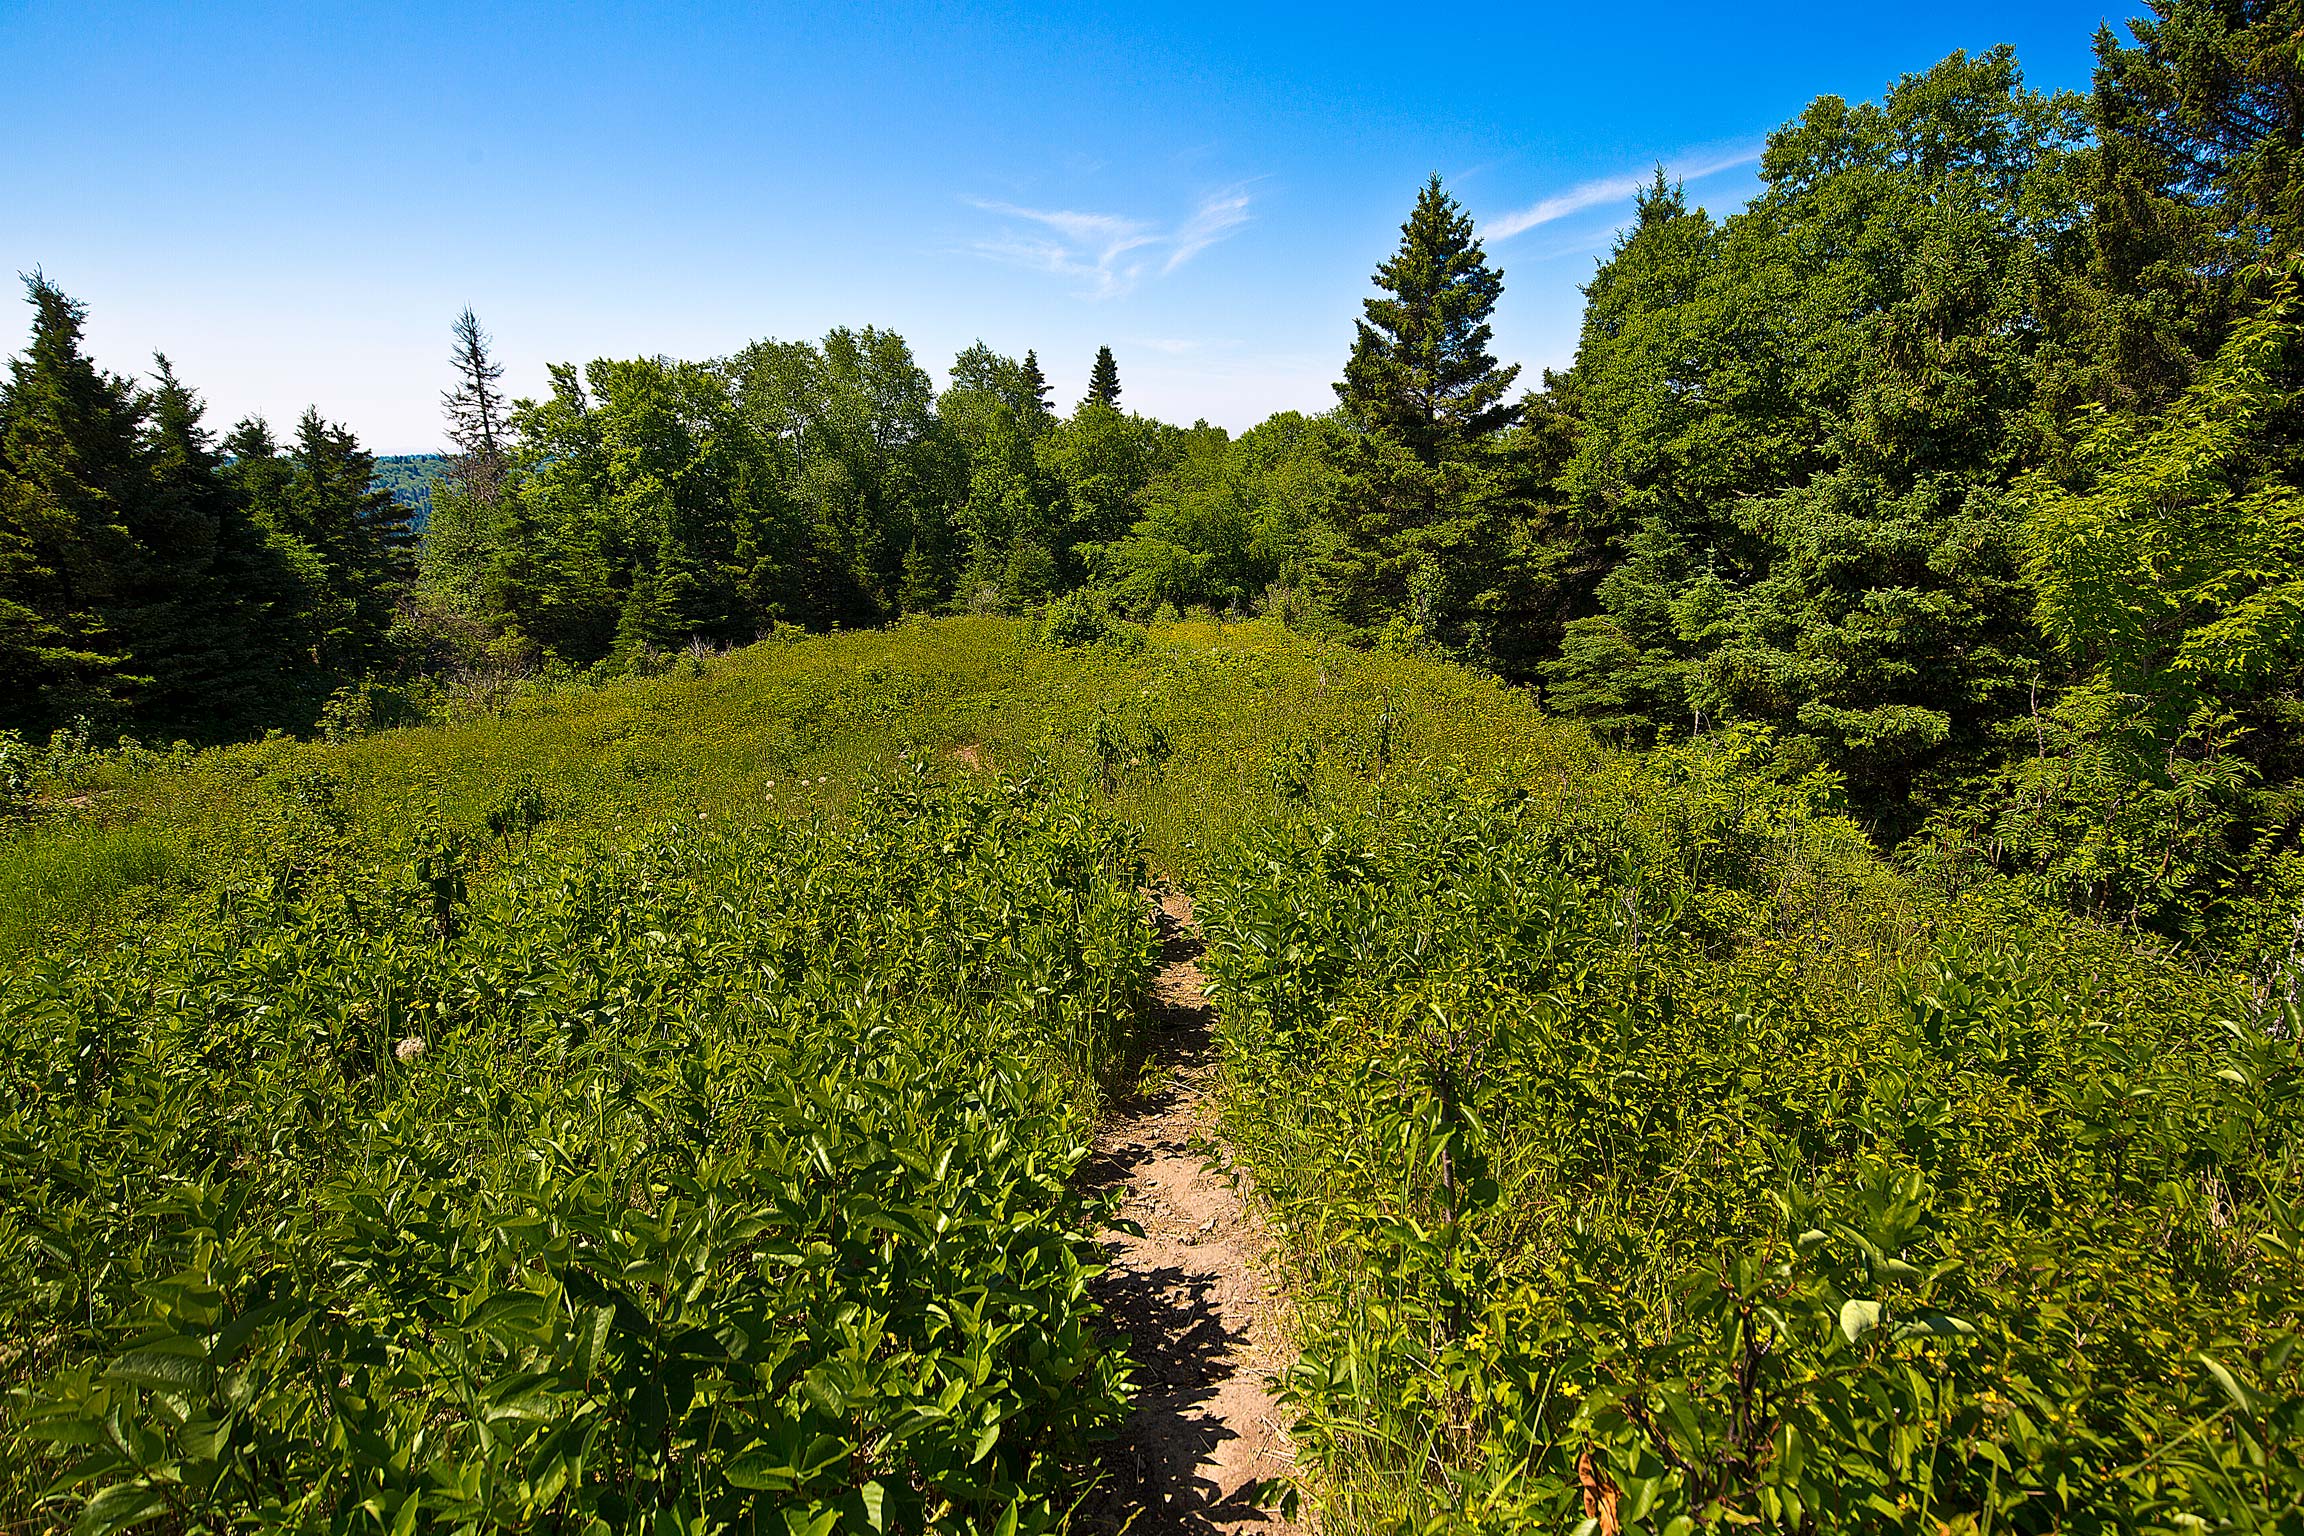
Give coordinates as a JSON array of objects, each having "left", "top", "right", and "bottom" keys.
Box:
[{"left": 1033, "top": 590, "right": 1145, "bottom": 653}]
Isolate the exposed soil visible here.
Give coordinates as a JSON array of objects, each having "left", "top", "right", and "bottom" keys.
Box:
[{"left": 1078, "top": 890, "right": 1307, "bottom": 1535}]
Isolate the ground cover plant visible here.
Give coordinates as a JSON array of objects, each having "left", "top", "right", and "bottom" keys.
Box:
[
  {"left": 0, "top": 617, "right": 1563, "bottom": 1533},
  {"left": 0, "top": 771, "right": 1155, "bottom": 1532},
  {"left": 1197, "top": 730, "right": 2304, "bottom": 1532},
  {"left": 0, "top": 616, "right": 1545, "bottom": 959},
  {"left": 9, "top": 617, "right": 2304, "bottom": 1531}
]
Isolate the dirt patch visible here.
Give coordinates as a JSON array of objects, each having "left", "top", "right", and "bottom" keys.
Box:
[
  {"left": 1079, "top": 891, "right": 1307, "bottom": 1534},
  {"left": 953, "top": 744, "right": 984, "bottom": 770}
]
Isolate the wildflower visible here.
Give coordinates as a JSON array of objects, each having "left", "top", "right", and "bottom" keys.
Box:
[{"left": 394, "top": 1036, "right": 427, "bottom": 1064}]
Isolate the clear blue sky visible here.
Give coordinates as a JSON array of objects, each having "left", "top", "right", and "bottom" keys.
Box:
[{"left": 3, "top": 1, "right": 2123, "bottom": 453}]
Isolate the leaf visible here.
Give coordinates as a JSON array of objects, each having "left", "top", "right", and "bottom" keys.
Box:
[
  {"left": 724, "top": 1445, "right": 798, "bottom": 1492},
  {"left": 104, "top": 1338, "right": 208, "bottom": 1393},
  {"left": 2198, "top": 1353, "right": 2259, "bottom": 1413},
  {"left": 1891, "top": 1313, "right": 1977, "bottom": 1341},
  {"left": 75, "top": 1484, "right": 174, "bottom": 1536},
  {"left": 1838, "top": 1299, "right": 1884, "bottom": 1344}
]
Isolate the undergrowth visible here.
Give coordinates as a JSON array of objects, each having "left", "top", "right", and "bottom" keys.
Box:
[{"left": 1197, "top": 729, "right": 2304, "bottom": 1532}]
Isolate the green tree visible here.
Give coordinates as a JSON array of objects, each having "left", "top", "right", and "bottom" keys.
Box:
[
  {"left": 1034, "top": 402, "right": 1179, "bottom": 583},
  {"left": 737, "top": 328, "right": 960, "bottom": 621},
  {"left": 128, "top": 358, "right": 305, "bottom": 732},
  {"left": 1541, "top": 51, "right": 2086, "bottom": 830},
  {"left": 1924, "top": 269, "right": 2304, "bottom": 945},
  {"left": 1335, "top": 174, "right": 1519, "bottom": 461},
  {"left": 2081, "top": 0, "right": 2304, "bottom": 410},
  {"left": 1020, "top": 349, "right": 1053, "bottom": 420},
  {"left": 0, "top": 274, "right": 143, "bottom": 732},
  {"left": 1086, "top": 346, "right": 1121, "bottom": 409},
  {"left": 1314, "top": 175, "right": 1528, "bottom": 650}
]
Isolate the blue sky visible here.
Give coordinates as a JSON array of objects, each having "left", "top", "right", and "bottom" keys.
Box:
[{"left": 4, "top": 1, "right": 2122, "bottom": 452}]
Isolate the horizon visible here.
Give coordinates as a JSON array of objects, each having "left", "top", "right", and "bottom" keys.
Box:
[{"left": 5, "top": 1, "right": 2115, "bottom": 454}]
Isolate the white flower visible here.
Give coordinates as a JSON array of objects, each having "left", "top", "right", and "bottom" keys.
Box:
[{"left": 394, "top": 1036, "right": 427, "bottom": 1064}]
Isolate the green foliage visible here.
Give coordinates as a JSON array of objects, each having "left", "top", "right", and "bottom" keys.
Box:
[
  {"left": 2081, "top": 0, "right": 2304, "bottom": 409},
  {"left": 0, "top": 277, "right": 414, "bottom": 742},
  {"left": 1913, "top": 271, "right": 2304, "bottom": 951},
  {"left": 0, "top": 773, "right": 1154, "bottom": 1531},
  {"left": 2025, "top": 273, "right": 2304, "bottom": 717},
  {"left": 1197, "top": 730, "right": 2304, "bottom": 1531},
  {"left": 1033, "top": 590, "right": 1144, "bottom": 654},
  {"left": 1085, "top": 346, "right": 1121, "bottom": 410},
  {"left": 369, "top": 455, "right": 446, "bottom": 530},
  {"left": 1094, "top": 413, "right": 1325, "bottom": 618},
  {"left": 1541, "top": 51, "right": 2082, "bottom": 829},
  {"left": 1309, "top": 175, "right": 1534, "bottom": 654}
]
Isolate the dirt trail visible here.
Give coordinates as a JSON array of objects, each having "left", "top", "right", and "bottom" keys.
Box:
[{"left": 1078, "top": 890, "right": 1307, "bottom": 1535}]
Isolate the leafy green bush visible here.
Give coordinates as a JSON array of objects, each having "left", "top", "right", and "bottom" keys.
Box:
[
  {"left": 1033, "top": 591, "right": 1145, "bottom": 653},
  {"left": 1199, "top": 741, "right": 2304, "bottom": 1532},
  {"left": 0, "top": 774, "right": 1154, "bottom": 1533}
]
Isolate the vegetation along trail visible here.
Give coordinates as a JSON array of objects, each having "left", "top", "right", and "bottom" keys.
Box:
[{"left": 1082, "top": 888, "right": 1304, "bottom": 1534}]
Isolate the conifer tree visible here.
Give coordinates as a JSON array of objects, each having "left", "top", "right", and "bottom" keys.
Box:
[
  {"left": 1336, "top": 174, "right": 1519, "bottom": 463},
  {"left": 1086, "top": 346, "right": 1121, "bottom": 408},
  {"left": 1019, "top": 350, "right": 1053, "bottom": 419},
  {"left": 0, "top": 274, "right": 145, "bottom": 732},
  {"left": 126, "top": 357, "right": 295, "bottom": 731},
  {"left": 2085, "top": 0, "right": 2304, "bottom": 407},
  {"left": 443, "top": 307, "right": 509, "bottom": 502},
  {"left": 276, "top": 408, "right": 414, "bottom": 674},
  {"left": 1311, "top": 176, "right": 1527, "bottom": 650}
]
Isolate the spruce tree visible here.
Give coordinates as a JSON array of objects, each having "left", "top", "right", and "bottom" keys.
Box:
[
  {"left": 127, "top": 357, "right": 291, "bottom": 733},
  {"left": 0, "top": 274, "right": 146, "bottom": 733},
  {"left": 1019, "top": 350, "right": 1053, "bottom": 419},
  {"left": 1086, "top": 345, "right": 1121, "bottom": 408},
  {"left": 1336, "top": 174, "right": 1520, "bottom": 464},
  {"left": 2086, "top": 0, "right": 2304, "bottom": 407},
  {"left": 280, "top": 408, "right": 414, "bottom": 675},
  {"left": 443, "top": 307, "right": 509, "bottom": 503},
  {"left": 1311, "top": 176, "right": 1526, "bottom": 650}
]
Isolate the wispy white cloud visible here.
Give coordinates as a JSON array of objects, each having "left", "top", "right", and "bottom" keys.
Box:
[
  {"left": 1484, "top": 148, "right": 1762, "bottom": 241},
  {"left": 1164, "top": 190, "right": 1251, "bottom": 273},
  {"left": 963, "top": 187, "right": 1254, "bottom": 298}
]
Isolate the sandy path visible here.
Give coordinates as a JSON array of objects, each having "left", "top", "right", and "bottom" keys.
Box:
[{"left": 1077, "top": 890, "right": 1307, "bottom": 1535}]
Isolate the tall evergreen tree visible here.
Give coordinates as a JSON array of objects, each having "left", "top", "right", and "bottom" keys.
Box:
[
  {"left": 442, "top": 307, "right": 509, "bottom": 505},
  {"left": 1086, "top": 346, "right": 1121, "bottom": 409},
  {"left": 1335, "top": 174, "right": 1520, "bottom": 463},
  {"left": 275, "top": 408, "right": 414, "bottom": 675},
  {"left": 1020, "top": 350, "right": 1053, "bottom": 419},
  {"left": 125, "top": 357, "right": 302, "bottom": 733},
  {"left": 1310, "top": 176, "right": 1528, "bottom": 649},
  {"left": 2080, "top": 0, "right": 2304, "bottom": 412},
  {"left": 0, "top": 274, "right": 145, "bottom": 733}
]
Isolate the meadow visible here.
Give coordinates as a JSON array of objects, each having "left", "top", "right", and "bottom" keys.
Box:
[{"left": 3, "top": 618, "right": 2299, "bottom": 1533}]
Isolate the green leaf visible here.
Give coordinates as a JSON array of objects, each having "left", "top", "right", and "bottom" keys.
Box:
[
  {"left": 1838, "top": 1299, "right": 1884, "bottom": 1343},
  {"left": 75, "top": 1483, "right": 174, "bottom": 1536},
  {"left": 104, "top": 1338, "right": 207, "bottom": 1393},
  {"left": 2199, "top": 1353, "right": 2259, "bottom": 1413},
  {"left": 724, "top": 1446, "right": 798, "bottom": 1492}
]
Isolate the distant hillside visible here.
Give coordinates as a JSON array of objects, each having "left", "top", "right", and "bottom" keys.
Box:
[{"left": 371, "top": 453, "right": 447, "bottom": 530}]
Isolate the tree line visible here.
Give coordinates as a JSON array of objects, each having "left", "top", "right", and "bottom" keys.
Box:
[{"left": 6, "top": 0, "right": 2302, "bottom": 956}]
